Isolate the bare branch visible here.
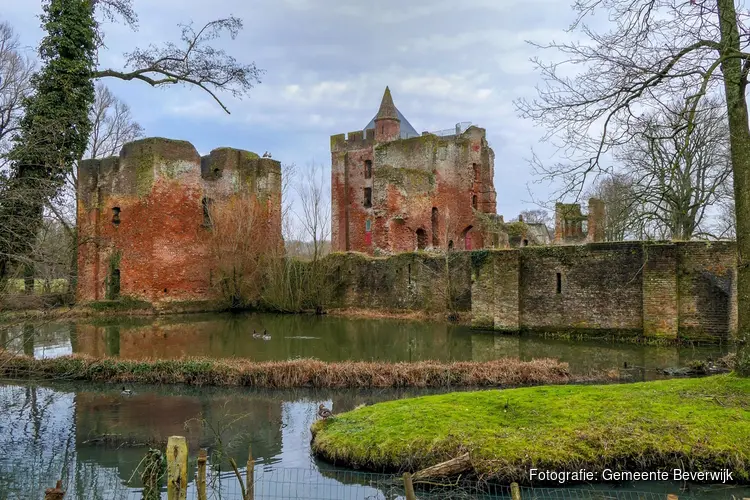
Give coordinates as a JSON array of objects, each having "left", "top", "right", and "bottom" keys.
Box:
[{"left": 92, "top": 17, "right": 264, "bottom": 114}]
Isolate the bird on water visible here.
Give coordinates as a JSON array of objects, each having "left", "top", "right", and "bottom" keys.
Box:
[
  {"left": 121, "top": 386, "right": 133, "bottom": 396},
  {"left": 262, "top": 329, "right": 271, "bottom": 341},
  {"left": 317, "top": 404, "right": 333, "bottom": 419},
  {"left": 252, "top": 329, "right": 261, "bottom": 339}
]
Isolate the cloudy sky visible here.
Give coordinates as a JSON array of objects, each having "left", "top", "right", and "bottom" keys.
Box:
[{"left": 5, "top": 0, "right": 579, "bottom": 222}]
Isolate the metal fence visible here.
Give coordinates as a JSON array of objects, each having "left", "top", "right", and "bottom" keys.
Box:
[
  {"left": 428, "top": 122, "right": 472, "bottom": 137},
  {"left": 28, "top": 467, "right": 702, "bottom": 500}
]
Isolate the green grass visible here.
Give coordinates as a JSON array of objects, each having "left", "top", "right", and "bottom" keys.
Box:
[
  {"left": 311, "top": 375, "right": 750, "bottom": 483},
  {"left": 5, "top": 279, "right": 68, "bottom": 294}
]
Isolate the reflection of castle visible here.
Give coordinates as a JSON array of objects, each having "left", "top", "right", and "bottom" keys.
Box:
[
  {"left": 75, "top": 389, "right": 284, "bottom": 485},
  {"left": 71, "top": 315, "right": 475, "bottom": 363}
]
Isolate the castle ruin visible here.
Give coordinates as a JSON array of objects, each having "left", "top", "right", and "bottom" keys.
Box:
[
  {"left": 330, "top": 87, "right": 498, "bottom": 254},
  {"left": 77, "top": 138, "right": 282, "bottom": 303}
]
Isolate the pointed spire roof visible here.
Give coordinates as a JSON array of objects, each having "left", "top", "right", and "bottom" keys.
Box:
[{"left": 375, "top": 86, "right": 400, "bottom": 122}]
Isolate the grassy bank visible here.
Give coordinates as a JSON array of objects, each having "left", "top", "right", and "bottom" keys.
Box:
[
  {"left": 0, "top": 351, "right": 593, "bottom": 388},
  {"left": 311, "top": 375, "right": 750, "bottom": 483}
]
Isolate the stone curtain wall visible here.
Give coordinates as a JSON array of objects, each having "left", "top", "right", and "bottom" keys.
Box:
[
  {"left": 77, "top": 138, "right": 282, "bottom": 303},
  {"left": 325, "top": 252, "right": 472, "bottom": 313},
  {"left": 323, "top": 241, "right": 737, "bottom": 341}
]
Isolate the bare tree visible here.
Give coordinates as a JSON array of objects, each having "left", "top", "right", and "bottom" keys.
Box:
[
  {"left": 615, "top": 99, "right": 731, "bottom": 240},
  {"left": 92, "top": 12, "right": 263, "bottom": 114},
  {"left": 515, "top": 0, "right": 750, "bottom": 374},
  {"left": 586, "top": 173, "right": 641, "bottom": 241},
  {"left": 295, "top": 162, "right": 331, "bottom": 263},
  {"left": 87, "top": 84, "right": 144, "bottom": 160},
  {"left": 281, "top": 162, "right": 297, "bottom": 243},
  {"left": 0, "top": 22, "right": 34, "bottom": 165},
  {"left": 519, "top": 209, "right": 551, "bottom": 225}
]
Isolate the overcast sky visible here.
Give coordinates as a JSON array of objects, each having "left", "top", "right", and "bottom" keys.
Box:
[{"left": 5, "top": 0, "right": 579, "bottom": 222}]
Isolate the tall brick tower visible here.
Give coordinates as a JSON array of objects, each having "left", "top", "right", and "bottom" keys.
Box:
[
  {"left": 374, "top": 86, "right": 401, "bottom": 143},
  {"left": 330, "top": 87, "right": 498, "bottom": 254}
]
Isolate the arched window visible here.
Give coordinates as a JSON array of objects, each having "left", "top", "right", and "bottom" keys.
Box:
[{"left": 462, "top": 226, "right": 473, "bottom": 250}]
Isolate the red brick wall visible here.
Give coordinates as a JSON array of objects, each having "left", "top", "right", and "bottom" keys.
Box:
[
  {"left": 76, "top": 138, "right": 282, "bottom": 304},
  {"left": 330, "top": 126, "right": 498, "bottom": 254}
]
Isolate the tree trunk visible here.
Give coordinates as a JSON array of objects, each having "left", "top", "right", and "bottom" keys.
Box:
[
  {"left": 718, "top": 0, "right": 750, "bottom": 375},
  {"left": 23, "top": 262, "right": 34, "bottom": 295}
]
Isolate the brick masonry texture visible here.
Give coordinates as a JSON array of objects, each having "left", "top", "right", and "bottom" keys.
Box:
[
  {"left": 322, "top": 240, "right": 737, "bottom": 341},
  {"left": 331, "top": 88, "right": 497, "bottom": 255},
  {"left": 76, "top": 138, "right": 282, "bottom": 303}
]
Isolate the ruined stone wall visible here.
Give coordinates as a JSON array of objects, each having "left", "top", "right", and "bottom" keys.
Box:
[
  {"left": 77, "top": 137, "right": 282, "bottom": 304},
  {"left": 519, "top": 243, "right": 645, "bottom": 334},
  {"left": 676, "top": 241, "right": 737, "bottom": 340},
  {"left": 467, "top": 241, "right": 737, "bottom": 340},
  {"left": 324, "top": 251, "right": 472, "bottom": 313},
  {"left": 321, "top": 241, "right": 736, "bottom": 341},
  {"left": 330, "top": 127, "right": 497, "bottom": 254}
]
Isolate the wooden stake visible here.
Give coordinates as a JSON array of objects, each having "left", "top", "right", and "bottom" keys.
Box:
[
  {"left": 44, "top": 480, "right": 65, "bottom": 500},
  {"left": 403, "top": 472, "right": 417, "bottom": 500},
  {"left": 246, "top": 444, "right": 255, "bottom": 500},
  {"left": 197, "top": 449, "right": 207, "bottom": 500},
  {"left": 666, "top": 495, "right": 679, "bottom": 500},
  {"left": 167, "top": 436, "right": 188, "bottom": 500},
  {"left": 511, "top": 482, "right": 522, "bottom": 500}
]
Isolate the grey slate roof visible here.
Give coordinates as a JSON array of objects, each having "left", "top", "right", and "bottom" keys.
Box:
[{"left": 364, "top": 107, "right": 420, "bottom": 139}]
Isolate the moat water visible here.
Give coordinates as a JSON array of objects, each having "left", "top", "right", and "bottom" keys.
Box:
[{"left": 0, "top": 313, "right": 744, "bottom": 499}]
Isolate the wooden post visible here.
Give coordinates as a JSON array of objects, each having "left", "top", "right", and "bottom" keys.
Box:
[
  {"left": 44, "top": 480, "right": 65, "bottom": 500},
  {"left": 511, "top": 482, "right": 521, "bottom": 500},
  {"left": 667, "top": 495, "right": 679, "bottom": 500},
  {"left": 246, "top": 444, "right": 254, "bottom": 500},
  {"left": 197, "top": 449, "right": 207, "bottom": 500},
  {"left": 167, "top": 436, "right": 188, "bottom": 500},
  {"left": 403, "top": 472, "right": 416, "bottom": 500}
]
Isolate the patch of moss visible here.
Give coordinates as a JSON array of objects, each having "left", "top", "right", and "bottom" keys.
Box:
[
  {"left": 376, "top": 165, "right": 435, "bottom": 193},
  {"left": 312, "top": 375, "right": 750, "bottom": 483}
]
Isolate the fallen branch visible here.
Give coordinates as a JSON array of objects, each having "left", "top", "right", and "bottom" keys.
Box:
[{"left": 412, "top": 453, "right": 473, "bottom": 481}]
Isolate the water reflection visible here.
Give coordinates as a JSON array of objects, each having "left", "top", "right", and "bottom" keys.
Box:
[
  {"left": 0, "top": 312, "right": 732, "bottom": 379},
  {"left": 0, "top": 381, "right": 443, "bottom": 499},
  {"left": 1, "top": 382, "right": 748, "bottom": 500}
]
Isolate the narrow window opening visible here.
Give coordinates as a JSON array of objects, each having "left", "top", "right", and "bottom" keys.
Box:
[
  {"left": 363, "top": 188, "right": 372, "bottom": 208},
  {"left": 365, "top": 219, "right": 372, "bottom": 232},
  {"left": 364, "top": 160, "right": 372, "bottom": 179},
  {"left": 416, "top": 228, "right": 427, "bottom": 250},
  {"left": 556, "top": 273, "right": 562, "bottom": 294},
  {"left": 202, "top": 197, "right": 213, "bottom": 227},
  {"left": 431, "top": 207, "right": 439, "bottom": 247},
  {"left": 448, "top": 240, "right": 454, "bottom": 251},
  {"left": 472, "top": 195, "right": 478, "bottom": 210},
  {"left": 523, "top": 239, "right": 529, "bottom": 247},
  {"left": 112, "top": 207, "right": 121, "bottom": 225},
  {"left": 108, "top": 269, "right": 121, "bottom": 300}
]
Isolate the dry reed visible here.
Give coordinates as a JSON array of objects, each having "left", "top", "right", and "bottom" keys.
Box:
[{"left": 0, "top": 350, "right": 592, "bottom": 388}]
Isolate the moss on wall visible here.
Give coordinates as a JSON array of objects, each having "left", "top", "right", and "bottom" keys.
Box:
[{"left": 376, "top": 165, "right": 435, "bottom": 193}]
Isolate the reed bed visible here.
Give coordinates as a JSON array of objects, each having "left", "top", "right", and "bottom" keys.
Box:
[{"left": 0, "top": 350, "right": 590, "bottom": 388}]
